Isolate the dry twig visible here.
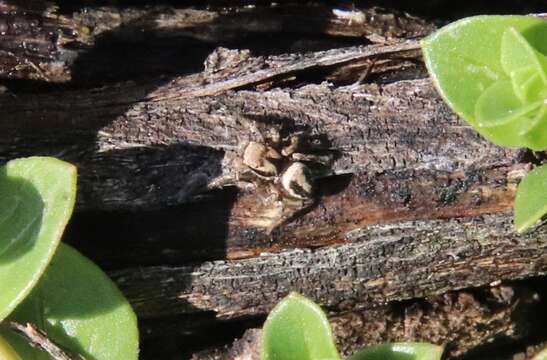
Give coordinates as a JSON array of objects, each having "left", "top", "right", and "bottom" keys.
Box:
[{"left": 6, "top": 321, "right": 85, "bottom": 360}]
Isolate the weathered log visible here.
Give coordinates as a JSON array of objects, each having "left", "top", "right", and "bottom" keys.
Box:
[
  {"left": 3, "top": 2, "right": 546, "bottom": 337},
  {"left": 2, "top": 3, "right": 547, "bottom": 359}
]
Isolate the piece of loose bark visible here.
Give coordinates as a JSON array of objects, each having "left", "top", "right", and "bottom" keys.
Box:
[
  {"left": 0, "top": 2, "right": 433, "bottom": 83},
  {"left": 3, "top": 64, "right": 533, "bottom": 266}
]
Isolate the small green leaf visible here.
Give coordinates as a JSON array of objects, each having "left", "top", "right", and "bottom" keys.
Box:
[
  {"left": 0, "top": 334, "right": 22, "bottom": 360},
  {"left": 421, "top": 15, "right": 547, "bottom": 149},
  {"left": 514, "top": 164, "right": 547, "bottom": 233},
  {"left": 262, "top": 292, "right": 341, "bottom": 360},
  {"left": 0, "top": 157, "right": 77, "bottom": 322},
  {"left": 508, "top": 66, "right": 544, "bottom": 103},
  {"left": 533, "top": 347, "right": 547, "bottom": 360},
  {"left": 422, "top": 15, "right": 546, "bottom": 123},
  {"left": 347, "top": 343, "right": 444, "bottom": 360},
  {"left": 501, "top": 27, "right": 547, "bottom": 83},
  {"left": 474, "top": 80, "right": 540, "bottom": 127},
  {"left": 2, "top": 244, "right": 139, "bottom": 360},
  {"left": 501, "top": 27, "right": 547, "bottom": 104},
  {"left": 520, "top": 105, "right": 547, "bottom": 151}
]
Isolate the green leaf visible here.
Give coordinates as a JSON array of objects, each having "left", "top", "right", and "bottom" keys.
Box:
[
  {"left": 501, "top": 27, "right": 547, "bottom": 82},
  {"left": 508, "top": 66, "right": 544, "bottom": 103},
  {"left": 347, "top": 343, "right": 444, "bottom": 360},
  {"left": 533, "top": 347, "right": 547, "bottom": 360},
  {"left": 0, "top": 157, "right": 77, "bottom": 322},
  {"left": 474, "top": 80, "right": 541, "bottom": 127},
  {"left": 514, "top": 164, "right": 547, "bottom": 233},
  {"left": 520, "top": 105, "right": 547, "bottom": 151},
  {"left": 2, "top": 244, "right": 139, "bottom": 360},
  {"left": 501, "top": 27, "right": 547, "bottom": 103},
  {"left": 262, "top": 292, "right": 341, "bottom": 360},
  {"left": 421, "top": 15, "right": 547, "bottom": 148},
  {"left": 474, "top": 80, "right": 544, "bottom": 147},
  {"left": 0, "top": 334, "right": 22, "bottom": 360}
]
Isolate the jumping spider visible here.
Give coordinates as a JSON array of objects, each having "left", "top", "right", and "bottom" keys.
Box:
[{"left": 234, "top": 125, "right": 334, "bottom": 233}]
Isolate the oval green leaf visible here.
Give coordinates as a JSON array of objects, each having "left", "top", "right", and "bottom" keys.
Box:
[
  {"left": 520, "top": 105, "right": 547, "bottom": 151},
  {"left": 475, "top": 80, "right": 541, "bottom": 127},
  {"left": 347, "top": 343, "right": 444, "bottom": 360},
  {"left": 2, "top": 244, "right": 139, "bottom": 360},
  {"left": 501, "top": 27, "right": 547, "bottom": 106},
  {"left": 262, "top": 292, "right": 341, "bottom": 360},
  {"left": 508, "top": 66, "right": 544, "bottom": 104},
  {"left": 0, "top": 157, "right": 77, "bottom": 322},
  {"left": 421, "top": 15, "right": 547, "bottom": 148},
  {"left": 501, "top": 27, "right": 547, "bottom": 86},
  {"left": 514, "top": 164, "right": 547, "bottom": 233}
]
